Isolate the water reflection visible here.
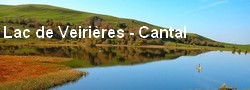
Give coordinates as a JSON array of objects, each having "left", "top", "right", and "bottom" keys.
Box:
[
  {"left": 218, "top": 83, "right": 237, "bottom": 90},
  {"left": 196, "top": 64, "right": 202, "bottom": 73},
  {"left": 1, "top": 45, "right": 249, "bottom": 89},
  {"left": 0, "top": 45, "right": 207, "bottom": 67},
  {"left": 53, "top": 51, "right": 250, "bottom": 90}
]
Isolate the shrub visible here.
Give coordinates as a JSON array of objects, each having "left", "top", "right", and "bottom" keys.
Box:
[
  {"left": 46, "top": 18, "right": 54, "bottom": 26},
  {"left": 219, "top": 44, "right": 225, "bottom": 48},
  {"left": 8, "top": 27, "right": 15, "bottom": 31},
  {"left": 66, "top": 22, "right": 71, "bottom": 26},
  {"left": 27, "top": 23, "right": 35, "bottom": 28},
  {"left": 87, "top": 16, "right": 103, "bottom": 28},
  {"left": 7, "top": 19, "right": 14, "bottom": 24},
  {"left": 34, "top": 21, "right": 42, "bottom": 27},
  {"left": 115, "top": 56, "right": 125, "bottom": 62},
  {"left": 53, "top": 22, "right": 63, "bottom": 26},
  {"left": 103, "top": 39, "right": 111, "bottom": 44},
  {"left": 232, "top": 47, "right": 236, "bottom": 54},
  {"left": 117, "top": 23, "right": 127, "bottom": 29},
  {"left": 134, "top": 38, "right": 145, "bottom": 46},
  {"left": 200, "top": 41, "right": 207, "bottom": 46},
  {"left": 131, "top": 20, "right": 135, "bottom": 23},
  {"left": 237, "top": 49, "right": 241, "bottom": 54},
  {"left": 19, "top": 19, "right": 27, "bottom": 25},
  {"left": 146, "top": 39, "right": 164, "bottom": 45}
]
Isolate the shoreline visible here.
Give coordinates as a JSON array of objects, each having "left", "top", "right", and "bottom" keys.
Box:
[
  {"left": 0, "top": 43, "right": 230, "bottom": 50},
  {"left": 0, "top": 55, "right": 85, "bottom": 90}
]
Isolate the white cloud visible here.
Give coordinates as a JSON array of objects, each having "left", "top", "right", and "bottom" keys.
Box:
[
  {"left": 186, "top": 0, "right": 228, "bottom": 14},
  {"left": 198, "top": 0, "right": 228, "bottom": 10}
]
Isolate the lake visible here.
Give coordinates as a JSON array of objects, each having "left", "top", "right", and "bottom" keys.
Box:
[
  {"left": 55, "top": 50, "right": 249, "bottom": 89},
  {"left": 0, "top": 46, "right": 249, "bottom": 89}
]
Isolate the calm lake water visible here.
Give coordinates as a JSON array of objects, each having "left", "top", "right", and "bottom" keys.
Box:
[
  {"left": 0, "top": 46, "right": 249, "bottom": 89},
  {"left": 53, "top": 51, "right": 250, "bottom": 90}
]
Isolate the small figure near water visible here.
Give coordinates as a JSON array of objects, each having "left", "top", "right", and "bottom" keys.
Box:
[
  {"left": 218, "top": 83, "right": 237, "bottom": 90},
  {"left": 196, "top": 64, "right": 202, "bottom": 73}
]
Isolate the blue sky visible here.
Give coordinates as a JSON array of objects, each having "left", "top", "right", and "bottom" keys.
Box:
[{"left": 1, "top": 0, "right": 250, "bottom": 44}]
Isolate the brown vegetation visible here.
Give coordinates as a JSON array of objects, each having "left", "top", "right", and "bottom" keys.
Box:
[{"left": 0, "top": 55, "right": 76, "bottom": 82}]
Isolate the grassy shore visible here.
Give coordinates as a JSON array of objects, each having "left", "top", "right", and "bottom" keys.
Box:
[
  {"left": 0, "top": 70, "right": 84, "bottom": 90},
  {"left": 1, "top": 38, "right": 249, "bottom": 51},
  {"left": 0, "top": 55, "right": 85, "bottom": 90},
  {"left": 1, "top": 41, "right": 249, "bottom": 53}
]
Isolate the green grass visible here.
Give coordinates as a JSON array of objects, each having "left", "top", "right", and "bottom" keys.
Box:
[
  {"left": 187, "top": 33, "right": 215, "bottom": 41},
  {"left": 0, "top": 4, "right": 161, "bottom": 29},
  {"left": 0, "top": 70, "right": 85, "bottom": 90},
  {"left": 60, "top": 59, "right": 93, "bottom": 68}
]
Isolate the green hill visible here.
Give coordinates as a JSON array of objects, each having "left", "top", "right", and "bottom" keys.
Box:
[
  {"left": 0, "top": 4, "right": 249, "bottom": 51},
  {"left": 0, "top": 4, "right": 160, "bottom": 29}
]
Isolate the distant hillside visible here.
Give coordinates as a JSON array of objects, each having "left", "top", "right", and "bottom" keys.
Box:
[
  {"left": 0, "top": 4, "right": 160, "bottom": 29},
  {"left": 0, "top": 4, "right": 223, "bottom": 47}
]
